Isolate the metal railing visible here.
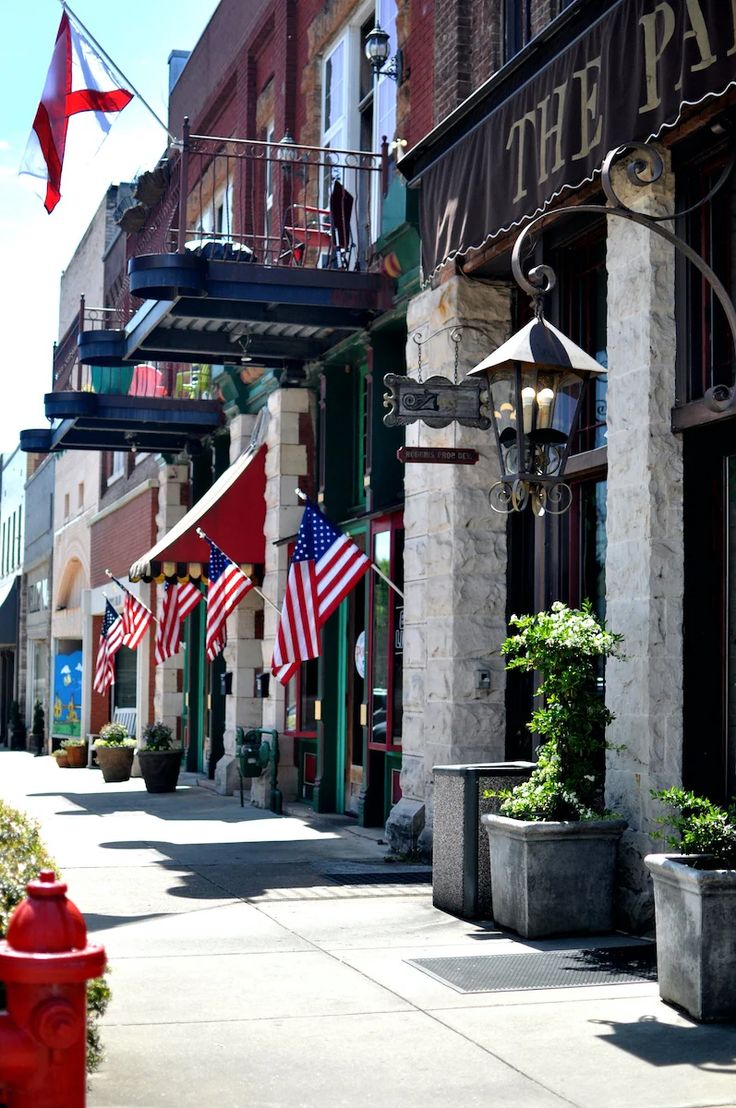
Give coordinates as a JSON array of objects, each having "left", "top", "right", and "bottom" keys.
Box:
[
  {"left": 172, "top": 123, "right": 389, "bottom": 269},
  {"left": 52, "top": 298, "right": 217, "bottom": 401}
]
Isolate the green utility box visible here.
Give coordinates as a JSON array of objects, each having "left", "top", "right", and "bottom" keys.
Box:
[{"left": 235, "top": 727, "right": 282, "bottom": 814}]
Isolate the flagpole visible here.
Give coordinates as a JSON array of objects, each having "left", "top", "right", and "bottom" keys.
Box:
[
  {"left": 293, "top": 490, "right": 405, "bottom": 601},
  {"left": 60, "top": 1, "right": 176, "bottom": 142},
  {"left": 104, "top": 570, "right": 159, "bottom": 625},
  {"left": 194, "top": 528, "right": 281, "bottom": 614}
]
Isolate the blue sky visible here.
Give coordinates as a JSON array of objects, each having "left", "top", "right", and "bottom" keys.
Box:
[{"left": 0, "top": 0, "right": 220, "bottom": 453}]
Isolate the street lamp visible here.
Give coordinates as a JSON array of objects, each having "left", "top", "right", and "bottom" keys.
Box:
[
  {"left": 467, "top": 314, "right": 605, "bottom": 516},
  {"left": 365, "top": 24, "right": 403, "bottom": 84}
]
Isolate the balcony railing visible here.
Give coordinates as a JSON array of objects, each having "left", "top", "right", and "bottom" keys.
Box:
[
  {"left": 53, "top": 298, "right": 218, "bottom": 401},
  {"left": 158, "top": 125, "right": 388, "bottom": 271}
]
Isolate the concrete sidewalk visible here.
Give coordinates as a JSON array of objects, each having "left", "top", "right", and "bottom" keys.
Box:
[{"left": 2, "top": 750, "right": 735, "bottom": 1108}]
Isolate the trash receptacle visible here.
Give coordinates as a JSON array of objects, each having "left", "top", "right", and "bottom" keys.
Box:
[{"left": 432, "top": 762, "right": 534, "bottom": 920}]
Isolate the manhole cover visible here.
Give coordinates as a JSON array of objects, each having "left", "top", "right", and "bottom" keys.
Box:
[{"left": 407, "top": 945, "right": 657, "bottom": 993}]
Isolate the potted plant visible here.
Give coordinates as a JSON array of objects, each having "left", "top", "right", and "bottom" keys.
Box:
[
  {"left": 51, "top": 747, "right": 70, "bottom": 768},
  {"left": 8, "top": 700, "right": 26, "bottom": 751},
  {"left": 646, "top": 788, "right": 736, "bottom": 1022},
  {"left": 137, "top": 721, "right": 182, "bottom": 793},
  {"left": 32, "top": 699, "right": 45, "bottom": 757},
  {"left": 94, "top": 721, "right": 136, "bottom": 783},
  {"left": 61, "top": 737, "right": 87, "bottom": 768},
  {"left": 481, "top": 601, "right": 626, "bottom": 938}
]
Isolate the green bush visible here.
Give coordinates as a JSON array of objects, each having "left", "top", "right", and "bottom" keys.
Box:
[
  {"left": 141, "top": 720, "right": 177, "bottom": 751},
  {"left": 651, "top": 787, "right": 736, "bottom": 868},
  {"left": 494, "top": 601, "right": 624, "bottom": 822},
  {"left": 0, "top": 799, "right": 110, "bottom": 1070},
  {"left": 60, "top": 738, "right": 86, "bottom": 749},
  {"left": 98, "top": 721, "right": 130, "bottom": 745}
]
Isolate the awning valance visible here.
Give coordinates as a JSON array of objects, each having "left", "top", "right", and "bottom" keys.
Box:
[
  {"left": 129, "top": 445, "right": 266, "bottom": 582},
  {"left": 399, "top": 0, "right": 736, "bottom": 277}
]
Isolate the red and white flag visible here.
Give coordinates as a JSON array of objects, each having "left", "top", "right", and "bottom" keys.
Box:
[
  {"left": 204, "top": 539, "right": 254, "bottom": 661},
  {"left": 122, "top": 590, "right": 153, "bottom": 650},
  {"left": 93, "top": 599, "right": 124, "bottom": 695},
  {"left": 20, "top": 11, "right": 132, "bottom": 213},
  {"left": 155, "top": 580, "right": 203, "bottom": 664},
  {"left": 272, "top": 503, "right": 370, "bottom": 685}
]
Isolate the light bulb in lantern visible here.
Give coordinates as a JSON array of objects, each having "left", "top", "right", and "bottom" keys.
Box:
[
  {"left": 521, "top": 386, "right": 536, "bottom": 433},
  {"left": 536, "top": 387, "right": 555, "bottom": 429}
]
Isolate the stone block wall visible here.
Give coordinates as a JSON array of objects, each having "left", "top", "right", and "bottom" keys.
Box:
[
  {"left": 153, "top": 464, "right": 190, "bottom": 737},
  {"left": 604, "top": 149, "right": 683, "bottom": 932},
  {"left": 385, "top": 273, "right": 512, "bottom": 855}
]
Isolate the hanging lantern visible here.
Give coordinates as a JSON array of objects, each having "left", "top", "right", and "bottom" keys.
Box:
[{"left": 467, "top": 317, "right": 605, "bottom": 515}]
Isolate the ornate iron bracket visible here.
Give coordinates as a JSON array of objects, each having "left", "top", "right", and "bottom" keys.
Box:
[{"left": 511, "top": 136, "right": 736, "bottom": 362}]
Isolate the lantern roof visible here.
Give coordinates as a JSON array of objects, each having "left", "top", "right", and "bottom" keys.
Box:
[{"left": 467, "top": 317, "right": 605, "bottom": 378}]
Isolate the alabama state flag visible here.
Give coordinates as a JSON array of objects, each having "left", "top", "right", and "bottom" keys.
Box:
[{"left": 19, "top": 10, "right": 132, "bottom": 213}]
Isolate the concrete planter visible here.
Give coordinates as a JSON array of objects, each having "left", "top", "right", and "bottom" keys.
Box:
[
  {"left": 482, "top": 814, "right": 627, "bottom": 938},
  {"left": 645, "top": 853, "right": 736, "bottom": 1022},
  {"left": 95, "top": 745, "right": 135, "bottom": 783}
]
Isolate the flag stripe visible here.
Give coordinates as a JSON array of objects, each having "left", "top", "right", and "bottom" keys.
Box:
[
  {"left": 204, "top": 540, "right": 254, "bottom": 661},
  {"left": 271, "top": 504, "right": 370, "bottom": 686}
]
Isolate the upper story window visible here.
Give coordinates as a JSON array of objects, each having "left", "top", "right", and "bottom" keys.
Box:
[
  {"left": 321, "top": 1, "right": 397, "bottom": 250},
  {"left": 503, "top": 0, "right": 577, "bottom": 65}
]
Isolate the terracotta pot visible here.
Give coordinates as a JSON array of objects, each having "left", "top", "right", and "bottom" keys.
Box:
[
  {"left": 96, "top": 745, "right": 135, "bottom": 783},
  {"left": 53, "top": 752, "right": 70, "bottom": 768},
  {"left": 63, "top": 744, "right": 87, "bottom": 768}
]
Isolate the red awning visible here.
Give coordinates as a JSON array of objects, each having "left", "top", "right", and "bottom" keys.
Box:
[{"left": 129, "top": 445, "right": 266, "bottom": 581}]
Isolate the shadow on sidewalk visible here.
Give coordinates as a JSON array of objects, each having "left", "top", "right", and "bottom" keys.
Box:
[{"left": 591, "top": 1013, "right": 736, "bottom": 1071}]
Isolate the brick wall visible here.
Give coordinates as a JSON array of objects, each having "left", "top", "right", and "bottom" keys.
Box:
[{"left": 90, "top": 489, "right": 158, "bottom": 589}]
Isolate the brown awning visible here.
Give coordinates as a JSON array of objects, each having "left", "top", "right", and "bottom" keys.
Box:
[
  {"left": 129, "top": 445, "right": 266, "bottom": 581},
  {"left": 400, "top": 0, "right": 736, "bottom": 277}
]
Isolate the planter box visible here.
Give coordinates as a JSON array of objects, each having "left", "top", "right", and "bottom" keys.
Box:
[
  {"left": 138, "top": 750, "right": 182, "bottom": 793},
  {"left": 432, "top": 763, "right": 534, "bottom": 919},
  {"left": 645, "top": 853, "right": 736, "bottom": 1022},
  {"left": 482, "top": 814, "right": 627, "bottom": 938},
  {"left": 95, "top": 745, "right": 135, "bottom": 783}
]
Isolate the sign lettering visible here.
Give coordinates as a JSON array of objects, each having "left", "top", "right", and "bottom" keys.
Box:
[{"left": 419, "top": 0, "right": 736, "bottom": 275}]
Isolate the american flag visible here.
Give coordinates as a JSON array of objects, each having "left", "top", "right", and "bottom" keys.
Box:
[
  {"left": 272, "top": 503, "right": 370, "bottom": 685},
  {"left": 205, "top": 538, "right": 254, "bottom": 661},
  {"left": 155, "top": 579, "right": 203, "bottom": 664},
  {"left": 93, "top": 599, "right": 124, "bottom": 694},
  {"left": 122, "top": 589, "right": 153, "bottom": 650}
]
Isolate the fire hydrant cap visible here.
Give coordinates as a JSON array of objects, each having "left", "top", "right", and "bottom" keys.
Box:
[{"left": 6, "top": 870, "right": 88, "bottom": 953}]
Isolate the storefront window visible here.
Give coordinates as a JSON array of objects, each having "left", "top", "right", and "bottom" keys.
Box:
[
  {"left": 284, "top": 659, "right": 319, "bottom": 734},
  {"left": 369, "top": 519, "right": 403, "bottom": 749},
  {"left": 114, "top": 647, "right": 136, "bottom": 710}
]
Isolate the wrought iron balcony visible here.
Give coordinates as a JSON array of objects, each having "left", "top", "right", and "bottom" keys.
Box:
[{"left": 79, "top": 128, "right": 395, "bottom": 371}]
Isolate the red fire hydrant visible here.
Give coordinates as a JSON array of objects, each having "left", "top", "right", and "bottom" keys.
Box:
[{"left": 0, "top": 870, "right": 106, "bottom": 1108}]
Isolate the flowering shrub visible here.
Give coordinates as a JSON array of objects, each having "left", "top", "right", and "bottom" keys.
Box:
[
  {"left": 496, "top": 601, "right": 624, "bottom": 821},
  {"left": 97, "top": 721, "right": 133, "bottom": 747},
  {"left": 652, "top": 787, "right": 736, "bottom": 868},
  {"left": 141, "top": 721, "right": 178, "bottom": 751}
]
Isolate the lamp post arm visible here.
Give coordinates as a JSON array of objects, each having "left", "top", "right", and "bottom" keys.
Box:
[{"left": 511, "top": 144, "right": 736, "bottom": 364}]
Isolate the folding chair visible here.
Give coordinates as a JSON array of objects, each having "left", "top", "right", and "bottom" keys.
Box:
[
  {"left": 328, "top": 179, "right": 355, "bottom": 270},
  {"left": 279, "top": 204, "right": 333, "bottom": 267}
]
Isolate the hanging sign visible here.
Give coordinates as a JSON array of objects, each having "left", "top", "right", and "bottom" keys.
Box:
[
  {"left": 383, "top": 373, "right": 491, "bottom": 429},
  {"left": 397, "top": 447, "right": 479, "bottom": 465}
]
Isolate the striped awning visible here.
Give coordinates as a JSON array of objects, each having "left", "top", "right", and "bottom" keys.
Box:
[{"left": 129, "top": 445, "right": 266, "bottom": 582}]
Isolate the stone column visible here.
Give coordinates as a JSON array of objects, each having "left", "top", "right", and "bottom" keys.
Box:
[
  {"left": 214, "top": 414, "right": 262, "bottom": 795},
  {"left": 251, "top": 387, "right": 314, "bottom": 807},
  {"left": 385, "top": 274, "right": 512, "bottom": 855},
  {"left": 604, "top": 148, "right": 682, "bottom": 932},
  {"left": 153, "top": 463, "right": 189, "bottom": 736}
]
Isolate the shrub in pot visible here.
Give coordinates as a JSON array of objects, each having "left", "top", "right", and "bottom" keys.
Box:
[
  {"left": 646, "top": 788, "right": 736, "bottom": 1022},
  {"left": 60, "top": 737, "right": 87, "bottom": 768},
  {"left": 137, "top": 721, "right": 181, "bottom": 793},
  {"left": 94, "top": 721, "right": 136, "bottom": 783},
  {"left": 31, "top": 699, "right": 45, "bottom": 756},
  {"left": 482, "top": 601, "right": 626, "bottom": 938},
  {"left": 51, "top": 747, "right": 70, "bottom": 768},
  {"left": 8, "top": 700, "right": 26, "bottom": 751}
]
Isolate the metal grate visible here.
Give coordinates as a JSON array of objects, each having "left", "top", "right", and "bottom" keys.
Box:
[{"left": 407, "top": 945, "right": 657, "bottom": 994}]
